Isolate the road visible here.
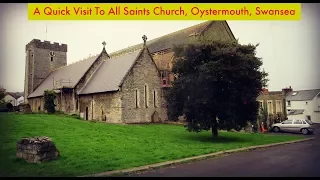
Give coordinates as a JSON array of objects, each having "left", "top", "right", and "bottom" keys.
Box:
[{"left": 128, "top": 126, "right": 320, "bottom": 177}]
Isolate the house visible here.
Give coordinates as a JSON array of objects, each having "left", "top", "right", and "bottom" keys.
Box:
[
  {"left": 17, "top": 96, "right": 24, "bottom": 105},
  {"left": 3, "top": 92, "right": 24, "bottom": 106},
  {"left": 3, "top": 93, "right": 17, "bottom": 106},
  {"left": 286, "top": 89, "right": 320, "bottom": 123},
  {"left": 256, "top": 87, "right": 293, "bottom": 117},
  {"left": 24, "top": 21, "right": 236, "bottom": 123}
]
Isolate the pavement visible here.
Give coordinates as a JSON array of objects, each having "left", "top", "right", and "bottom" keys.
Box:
[{"left": 128, "top": 125, "right": 320, "bottom": 177}]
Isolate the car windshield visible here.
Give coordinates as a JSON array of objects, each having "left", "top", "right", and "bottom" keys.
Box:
[{"left": 305, "top": 120, "right": 314, "bottom": 125}]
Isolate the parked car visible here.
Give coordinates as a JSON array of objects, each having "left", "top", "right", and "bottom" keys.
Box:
[{"left": 271, "top": 119, "right": 315, "bottom": 135}]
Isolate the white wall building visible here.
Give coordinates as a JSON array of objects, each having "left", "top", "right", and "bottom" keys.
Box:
[
  {"left": 3, "top": 94, "right": 17, "bottom": 106},
  {"left": 16, "top": 96, "right": 24, "bottom": 105},
  {"left": 286, "top": 89, "right": 320, "bottom": 123}
]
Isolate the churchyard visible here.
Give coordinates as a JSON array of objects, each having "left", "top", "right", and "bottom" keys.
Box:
[{"left": 0, "top": 113, "right": 304, "bottom": 177}]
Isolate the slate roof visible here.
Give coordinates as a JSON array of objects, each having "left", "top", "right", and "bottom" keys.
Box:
[
  {"left": 288, "top": 109, "right": 305, "bottom": 115},
  {"left": 28, "top": 55, "right": 99, "bottom": 98},
  {"left": 286, "top": 89, "right": 320, "bottom": 101},
  {"left": 79, "top": 49, "right": 142, "bottom": 95},
  {"left": 109, "top": 21, "right": 234, "bottom": 57},
  {"left": 6, "top": 92, "right": 24, "bottom": 99}
]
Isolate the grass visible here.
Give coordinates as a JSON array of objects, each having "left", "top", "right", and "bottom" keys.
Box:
[{"left": 0, "top": 113, "right": 305, "bottom": 177}]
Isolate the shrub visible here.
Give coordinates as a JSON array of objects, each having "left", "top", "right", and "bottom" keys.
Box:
[{"left": 43, "top": 90, "right": 56, "bottom": 114}]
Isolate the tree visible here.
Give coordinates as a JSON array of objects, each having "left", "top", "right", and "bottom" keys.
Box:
[
  {"left": 167, "top": 40, "right": 268, "bottom": 139},
  {"left": 0, "top": 86, "right": 6, "bottom": 100},
  {"left": 44, "top": 90, "right": 56, "bottom": 114}
]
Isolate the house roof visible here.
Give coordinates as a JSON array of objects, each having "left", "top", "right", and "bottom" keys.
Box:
[
  {"left": 109, "top": 21, "right": 234, "bottom": 57},
  {"left": 28, "top": 55, "right": 99, "bottom": 98},
  {"left": 286, "top": 89, "right": 320, "bottom": 101},
  {"left": 6, "top": 92, "right": 24, "bottom": 99},
  {"left": 288, "top": 109, "right": 305, "bottom": 115},
  {"left": 79, "top": 49, "right": 142, "bottom": 95}
]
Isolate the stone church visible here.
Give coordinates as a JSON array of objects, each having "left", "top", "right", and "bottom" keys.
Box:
[{"left": 24, "top": 21, "right": 236, "bottom": 123}]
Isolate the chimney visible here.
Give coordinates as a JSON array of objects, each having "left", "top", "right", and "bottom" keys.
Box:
[{"left": 282, "top": 86, "right": 293, "bottom": 95}]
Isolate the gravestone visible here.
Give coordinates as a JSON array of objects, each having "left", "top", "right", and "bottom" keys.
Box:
[{"left": 16, "top": 136, "right": 60, "bottom": 163}]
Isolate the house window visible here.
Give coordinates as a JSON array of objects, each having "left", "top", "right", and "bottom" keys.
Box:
[
  {"left": 135, "top": 89, "right": 139, "bottom": 108},
  {"left": 287, "top": 101, "right": 291, "bottom": 106},
  {"left": 144, "top": 85, "right": 149, "bottom": 108},
  {"left": 153, "top": 90, "right": 157, "bottom": 108},
  {"left": 307, "top": 116, "right": 311, "bottom": 120}
]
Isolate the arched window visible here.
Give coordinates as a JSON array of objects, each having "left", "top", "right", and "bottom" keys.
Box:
[
  {"left": 135, "top": 89, "right": 140, "bottom": 108},
  {"left": 144, "top": 84, "right": 149, "bottom": 108},
  {"left": 153, "top": 90, "right": 157, "bottom": 108}
]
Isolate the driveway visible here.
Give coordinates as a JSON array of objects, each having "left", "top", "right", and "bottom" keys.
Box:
[{"left": 128, "top": 125, "right": 320, "bottom": 177}]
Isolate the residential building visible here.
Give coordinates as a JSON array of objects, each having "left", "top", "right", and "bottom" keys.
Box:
[{"left": 286, "top": 89, "right": 320, "bottom": 123}]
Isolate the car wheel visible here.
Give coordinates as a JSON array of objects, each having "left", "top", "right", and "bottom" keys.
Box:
[
  {"left": 273, "top": 126, "right": 280, "bottom": 133},
  {"left": 301, "top": 128, "right": 309, "bottom": 135}
]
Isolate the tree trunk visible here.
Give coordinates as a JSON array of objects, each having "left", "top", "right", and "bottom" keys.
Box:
[
  {"left": 212, "top": 126, "right": 218, "bottom": 138},
  {"left": 211, "top": 119, "right": 218, "bottom": 139}
]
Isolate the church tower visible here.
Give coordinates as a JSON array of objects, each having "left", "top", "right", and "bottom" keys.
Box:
[{"left": 24, "top": 39, "right": 67, "bottom": 103}]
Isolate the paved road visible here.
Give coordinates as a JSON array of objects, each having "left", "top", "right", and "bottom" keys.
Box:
[{"left": 128, "top": 126, "right": 320, "bottom": 177}]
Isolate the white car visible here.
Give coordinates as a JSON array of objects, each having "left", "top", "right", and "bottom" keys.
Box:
[{"left": 271, "top": 119, "right": 315, "bottom": 135}]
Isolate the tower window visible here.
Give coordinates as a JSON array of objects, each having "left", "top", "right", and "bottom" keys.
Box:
[{"left": 51, "top": 57, "right": 53, "bottom": 62}]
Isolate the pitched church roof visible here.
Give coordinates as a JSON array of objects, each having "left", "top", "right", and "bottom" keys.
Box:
[
  {"left": 79, "top": 49, "right": 143, "bottom": 95},
  {"left": 28, "top": 55, "right": 98, "bottom": 98},
  {"left": 28, "top": 21, "right": 234, "bottom": 98},
  {"left": 109, "top": 21, "right": 235, "bottom": 56}
]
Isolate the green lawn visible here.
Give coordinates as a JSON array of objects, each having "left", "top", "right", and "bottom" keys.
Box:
[{"left": 0, "top": 113, "right": 305, "bottom": 177}]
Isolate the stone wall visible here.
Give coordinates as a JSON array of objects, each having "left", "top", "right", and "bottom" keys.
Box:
[
  {"left": 24, "top": 39, "right": 67, "bottom": 103},
  {"left": 257, "top": 92, "right": 287, "bottom": 116},
  {"left": 121, "top": 48, "right": 168, "bottom": 123},
  {"left": 151, "top": 50, "right": 174, "bottom": 71},
  {"left": 16, "top": 136, "right": 60, "bottom": 163},
  {"left": 28, "top": 97, "right": 43, "bottom": 112},
  {"left": 79, "top": 92, "right": 122, "bottom": 123}
]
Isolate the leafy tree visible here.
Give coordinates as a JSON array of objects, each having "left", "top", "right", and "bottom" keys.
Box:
[
  {"left": 0, "top": 86, "right": 6, "bottom": 100},
  {"left": 167, "top": 40, "right": 268, "bottom": 139},
  {"left": 44, "top": 90, "right": 56, "bottom": 114}
]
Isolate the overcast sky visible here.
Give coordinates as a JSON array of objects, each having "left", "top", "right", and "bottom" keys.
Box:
[{"left": 0, "top": 3, "right": 319, "bottom": 92}]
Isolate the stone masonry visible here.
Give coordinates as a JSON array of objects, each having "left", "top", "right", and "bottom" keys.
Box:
[
  {"left": 24, "top": 39, "right": 67, "bottom": 104},
  {"left": 16, "top": 136, "right": 60, "bottom": 163}
]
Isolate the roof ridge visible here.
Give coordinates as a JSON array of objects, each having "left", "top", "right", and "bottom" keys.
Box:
[
  {"left": 109, "top": 48, "right": 143, "bottom": 59},
  {"left": 109, "top": 21, "right": 211, "bottom": 57},
  {"left": 292, "top": 89, "right": 320, "bottom": 92}
]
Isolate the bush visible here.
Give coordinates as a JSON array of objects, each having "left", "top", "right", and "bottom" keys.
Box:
[
  {"left": 6, "top": 103, "right": 13, "bottom": 112},
  {"left": 71, "top": 114, "right": 81, "bottom": 119},
  {"left": 44, "top": 90, "right": 56, "bottom": 114}
]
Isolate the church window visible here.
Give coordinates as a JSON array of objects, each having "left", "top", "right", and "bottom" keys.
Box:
[
  {"left": 51, "top": 57, "right": 53, "bottom": 62},
  {"left": 144, "top": 84, "right": 149, "bottom": 108},
  {"left": 135, "top": 89, "right": 140, "bottom": 108},
  {"left": 76, "top": 99, "right": 78, "bottom": 110},
  {"left": 153, "top": 90, "right": 157, "bottom": 108}
]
